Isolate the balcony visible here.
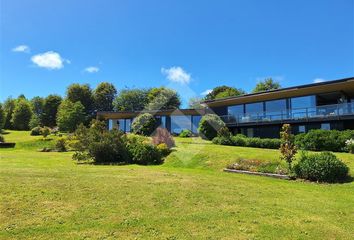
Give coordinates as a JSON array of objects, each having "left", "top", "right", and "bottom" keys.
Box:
[{"left": 220, "top": 103, "right": 354, "bottom": 125}]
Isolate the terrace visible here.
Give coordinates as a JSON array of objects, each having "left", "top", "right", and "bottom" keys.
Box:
[{"left": 220, "top": 102, "right": 354, "bottom": 126}]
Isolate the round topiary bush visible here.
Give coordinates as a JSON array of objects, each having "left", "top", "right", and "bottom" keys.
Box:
[
  {"left": 179, "top": 129, "right": 193, "bottom": 138},
  {"left": 30, "top": 126, "right": 42, "bottom": 136},
  {"left": 198, "top": 114, "right": 226, "bottom": 140},
  {"left": 131, "top": 113, "right": 157, "bottom": 136},
  {"left": 294, "top": 152, "right": 349, "bottom": 183}
]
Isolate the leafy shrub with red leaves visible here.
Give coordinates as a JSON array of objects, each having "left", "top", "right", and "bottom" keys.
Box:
[{"left": 152, "top": 127, "right": 175, "bottom": 149}]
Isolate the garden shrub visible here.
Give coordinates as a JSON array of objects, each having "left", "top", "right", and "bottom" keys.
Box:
[
  {"left": 346, "top": 139, "right": 354, "bottom": 154},
  {"left": 212, "top": 136, "right": 233, "bottom": 146},
  {"left": 30, "top": 126, "right": 42, "bottom": 136},
  {"left": 179, "top": 129, "right": 193, "bottom": 138},
  {"left": 231, "top": 134, "right": 247, "bottom": 147},
  {"left": 156, "top": 143, "right": 171, "bottom": 157},
  {"left": 152, "top": 127, "right": 175, "bottom": 148},
  {"left": 126, "top": 135, "right": 162, "bottom": 165},
  {"left": 213, "top": 133, "right": 280, "bottom": 149},
  {"left": 41, "top": 127, "right": 51, "bottom": 139},
  {"left": 295, "top": 129, "right": 354, "bottom": 152},
  {"left": 294, "top": 152, "right": 349, "bottom": 183},
  {"left": 131, "top": 113, "right": 157, "bottom": 136},
  {"left": 198, "top": 114, "right": 226, "bottom": 140},
  {"left": 55, "top": 138, "right": 67, "bottom": 152}
]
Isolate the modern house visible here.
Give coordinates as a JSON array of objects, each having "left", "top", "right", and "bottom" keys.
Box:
[{"left": 97, "top": 77, "right": 354, "bottom": 138}]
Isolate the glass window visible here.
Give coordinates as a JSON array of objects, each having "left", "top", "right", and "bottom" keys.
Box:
[
  {"left": 265, "top": 99, "right": 287, "bottom": 120},
  {"left": 171, "top": 115, "right": 192, "bottom": 134},
  {"left": 125, "top": 119, "right": 131, "bottom": 132},
  {"left": 298, "top": 125, "right": 306, "bottom": 133},
  {"left": 161, "top": 116, "right": 166, "bottom": 128},
  {"left": 228, "top": 105, "right": 244, "bottom": 116},
  {"left": 291, "top": 95, "right": 316, "bottom": 118},
  {"left": 321, "top": 123, "right": 331, "bottom": 130},
  {"left": 245, "top": 102, "right": 263, "bottom": 113},
  {"left": 118, "top": 119, "right": 125, "bottom": 132},
  {"left": 191, "top": 115, "right": 202, "bottom": 133},
  {"left": 247, "top": 128, "right": 254, "bottom": 138}
]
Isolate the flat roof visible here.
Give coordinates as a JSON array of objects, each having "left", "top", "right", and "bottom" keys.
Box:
[
  {"left": 202, "top": 77, "right": 354, "bottom": 107},
  {"left": 97, "top": 108, "right": 207, "bottom": 119}
]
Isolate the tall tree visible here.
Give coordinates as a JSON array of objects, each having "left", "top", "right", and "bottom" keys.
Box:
[
  {"left": 252, "top": 78, "right": 281, "bottom": 93},
  {"left": 41, "top": 95, "right": 62, "bottom": 127},
  {"left": 204, "top": 86, "right": 245, "bottom": 100},
  {"left": 3, "top": 97, "right": 16, "bottom": 129},
  {"left": 147, "top": 87, "right": 181, "bottom": 110},
  {"left": 11, "top": 99, "right": 33, "bottom": 130},
  {"left": 188, "top": 97, "right": 204, "bottom": 109},
  {"left": 30, "top": 96, "right": 44, "bottom": 117},
  {"left": 57, "top": 100, "right": 86, "bottom": 132},
  {"left": 93, "top": 82, "right": 117, "bottom": 112},
  {"left": 0, "top": 103, "right": 5, "bottom": 131},
  {"left": 66, "top": 83, "right": 94, "bottom": 114},
  {"left": 113, "top": 88, "right": 149, "bottom": 111}
]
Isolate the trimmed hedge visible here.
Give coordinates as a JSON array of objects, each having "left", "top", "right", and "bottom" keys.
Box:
[
  {"left": 213, "top": 134, "right": 281, "bottom": 149},
  {"left": 295, "top": 129, "right": 354, "bottom": 152},
  {"left": 131, "top": 113, "right": 157, "bottom": 136},
  {"left": 294, "top": 152, "right": 349, "bottom": 182},
  {"left": 179, "top": 129, "right": 193, "bottom": 138},
  {"left": 198, "top": 114, "right": 225, "bottom": 140}
]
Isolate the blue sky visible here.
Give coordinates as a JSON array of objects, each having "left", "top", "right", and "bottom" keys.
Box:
[{"left": 1, "top": 0, "right": 353, "bottom": 106}]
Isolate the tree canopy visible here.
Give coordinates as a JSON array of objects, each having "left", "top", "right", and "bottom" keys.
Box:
[
  {"left": 41, "top": 95, "right": 62, "bottom": 127},
  {"left": 93, "top": 82, "right": 117, "bottom": 112},
  {"left": 11, "top": 99, "right": 33, "bottom": 130},
  {"left": 147, "top": 87, "right": 181, "bottom": 110},
  {"left": 252, "top": 78, "right": 281, "bottom": 93},
  {"left": 113, "top": 88, "right": 149, "bottom": 111},
  {"left": 57, "top": 100, "right": 86, "bottom": 132},
  {"left": 66, "top": 83, "right": 94, "bottom": 113},
  {"left": 204, "top": 86, "right": 245, "bottom": 100}
]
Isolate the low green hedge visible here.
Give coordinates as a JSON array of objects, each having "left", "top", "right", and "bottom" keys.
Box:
[
  {"left": 295, "top": 129, "right": 354, "bottom": 152},
  {"left": 213, "top": 134, "right": 281, "bottom": 149}
]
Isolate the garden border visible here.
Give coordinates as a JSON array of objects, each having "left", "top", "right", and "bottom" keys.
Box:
[{"left": 224, "top": 168, "right": 290, "bottom": 179}]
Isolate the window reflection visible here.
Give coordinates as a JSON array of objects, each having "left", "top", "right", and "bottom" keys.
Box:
[{"left": 171, "top": 115, "right": 192, "bottom": 134}]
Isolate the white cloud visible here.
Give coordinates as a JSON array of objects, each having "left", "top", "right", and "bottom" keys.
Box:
[
  {"left": 12, "top": 45, "right": 30, "bottom": 53},
  {"left": 31, "top": 51, "right": 68, "bottom": 70},
  {"left": 84, "top": 66, "right": 99, "bottom": 73},
  {"left": 161, "top": 66, "right": 191, "bottom": 84},
  {"left": 201, "top": 89, "right": 212, "bottom": 95},
  {"left": 313, "top": 78, "right": 325, "bottom": 83}
]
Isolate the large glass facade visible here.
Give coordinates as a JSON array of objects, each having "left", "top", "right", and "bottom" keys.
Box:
[
  {"left": 265, "top": 99, "right": 287, "bottom": 120},
  {"left": 290, "top": 95, "right": 316, "bottom": 118},
  {"left": 245, "top": 102, "right": 263, "bottom": 121},
  {"left": 191, "top": 115, "right": 202, "bottom": 133},
  {"left": 171, "top": 115, "right": 192, "bottom": 134}
]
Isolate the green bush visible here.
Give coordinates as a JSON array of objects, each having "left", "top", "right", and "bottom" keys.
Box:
[
  {"left": 213, "top": 134, "right": 280, "bottom": 149},
  {"left": 179, "top": 129, "right": 193, "bottom": 138},
  {"left": 156, "top": 143, "right": 171, "bottom": 157},
  {"left": 295, "top": 129, "right": 354, "bottom": 152},
  {"left": 231, "top": 134, "right": 247, "bottom": 146},
  {"left": 30, "top": 126, "right": 42, "bottom": 136},
  {"left": 0, "top": 134, "right": 4, "bottom": 143},
  {"left": 126, "top": 135, "right": 162, "bottom": 165},
  {"left": 198, "top": 114, "right": 225, "bottom": 140},
  {"left": 55, "top": 138, "right": 67, "bottom": 152},
  {"left": 131, "top": 113, "right": 157, "bottom": 136},
  {"left": 294, "top": 152, "right": 349, "bottom": 183},
  {"left": 212, "top": 136, "right": 233, "bottom": 146}
]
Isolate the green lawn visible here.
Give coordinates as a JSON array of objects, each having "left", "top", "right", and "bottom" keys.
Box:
[{"left": 1, "top": 131, "right": 354, "bottom": 239}]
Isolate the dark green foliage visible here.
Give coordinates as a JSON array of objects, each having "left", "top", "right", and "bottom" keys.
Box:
[
  {"left": 30, "top": 127, "right": 42, "bottom": 136},
  {"left": 131, "top": 113, "right": 157, "bottom": 136},
  {"left": 3, "top": 97, "right": 16, "bottom": 129},
  {"left": 41, "top": 95, "right": 62, "bottom": 127},
  {"left": 66, "top": 83, "right": 94, "bottom": 114},
  {"left": 93, "top": 82, "right": 117, "bottom": 112},
  {"left": 147, "top": 87, "right": 181, "bottom": 110},
  {"left": 295, "top": 129, "right": 354, "bottom": 152},
  {"left": 252, "top": 78, "right": 281, "bottom": 93},
  {"left": 0, "top": 103, "right": 5, "bottom": 130},
  {"left": 213, "top": 134, "right": 281, "bottom": 149},
  {"left": 11, "top": 99, "right": 33, "bottom": 130},
  {"left": 30, "top": 96, "right": 44, "bottom": 117},
  {"left": 113, "top": 88, "right": 149, "bottom": 111},
  {"left": 204, "top": 86, "right": 245, "bottom": 100},
  {"left": 29, "top": 115, "right": 41, "bottom": 129},
  {"left": 179, "top": 129, "right": 193, "bottom": 138},
  {"left": 294, "top": 152, "right": 349, "bottom": 182},
  {"left": 41, "top": 127, "right": 51, "bottom": 139},
  {"left": 73, "top": 121, "right": 130, "bottom": 164},
  {"left": 55, "top": 138, "right": 67, "bottom": 152},
  {"left": 0, "top": 134, "right": 4, "bottom": 142},
  {"left": 126, "top": 135, "right": 162, "bottom": 165},
  {"left": 57, "top": 100, "right": 86, "bottom": 132},
  {"left": 198, "top": 114, "right": 226, "bottom": 140}
]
